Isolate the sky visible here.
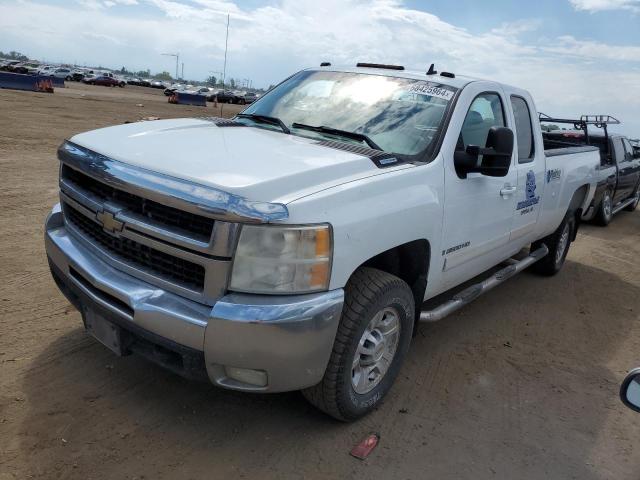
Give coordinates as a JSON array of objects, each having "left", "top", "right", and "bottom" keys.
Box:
[{"left": 1, "top": 0, "right": 639, "bottom": 136}]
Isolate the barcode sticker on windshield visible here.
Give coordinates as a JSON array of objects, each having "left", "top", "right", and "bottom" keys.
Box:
[{"left": 408, "top": 83, "right": 454, "bottom": 101}]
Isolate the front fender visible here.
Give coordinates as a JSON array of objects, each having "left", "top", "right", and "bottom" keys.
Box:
[{"left": 284, "top": 160, "right": 444, "bottom": 291}]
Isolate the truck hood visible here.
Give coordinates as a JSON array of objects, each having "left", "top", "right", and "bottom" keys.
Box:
[{"left": 69, "top": 118, "right": 410, "bottom": 204}]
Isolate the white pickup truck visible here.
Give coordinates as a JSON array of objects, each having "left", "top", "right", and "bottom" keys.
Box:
[{"left": 45, "top": 63, "right": 600, "bottom": 420}]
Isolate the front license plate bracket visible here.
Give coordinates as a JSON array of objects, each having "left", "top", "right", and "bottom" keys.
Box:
[{"left": 84, "top": 309, "right": 125, "bottom": 356}]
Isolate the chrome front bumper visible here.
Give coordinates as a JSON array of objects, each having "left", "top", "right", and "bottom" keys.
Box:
[{"left": 45, "top": 204, "right": 344, "bottom": 392}]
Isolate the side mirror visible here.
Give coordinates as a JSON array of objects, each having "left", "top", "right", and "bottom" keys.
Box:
[
  {"left": 454, "top": 126, "right": 514, "bottom": 179},
  {"left": 620, "top": 368, "right": 640, "bottom": 413}
]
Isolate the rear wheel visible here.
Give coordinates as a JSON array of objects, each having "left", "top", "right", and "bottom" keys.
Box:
[
  {"left": 596, "top": 189, "right": 613, "bottom": 226},
  {"left": 625, "top": 186, "right": 639, "bottom": 212},
  {"left": 532, "top": 211, "right": 575, "bottom": 276},
  {"left": 302, "top": 267, "right": 414, "bottom": 421}
]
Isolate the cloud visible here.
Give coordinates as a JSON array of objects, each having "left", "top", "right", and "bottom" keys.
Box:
[
  {"left": 543, "top": 35, "right": 640, "bottom": 62},
  {"left": 77, "top": 0, "right": 138, "bottom": 9},
  {"left": 0, "top": 0, "right": 639, "bottom": 136},
  {"left": 569, "top": 0, "right": 640, "bottom": 13}
]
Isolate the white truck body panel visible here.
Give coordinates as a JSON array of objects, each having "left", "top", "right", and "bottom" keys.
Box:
[{"left": 69, "top": 119, "right": 413, "bottom": 205}]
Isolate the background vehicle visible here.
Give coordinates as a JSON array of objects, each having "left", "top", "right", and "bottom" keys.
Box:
[
  {"left": 37, "top": 65, "right": 55, "bottom": 75},
  {"left": 242, "top": 92, "right": 258, "bottom": 104},
  {"left": 125, "top": 77, "right": 144, "bottom": 86},
  {"left": 12, "top": 62, "right": 40, "bottom": 74},
  {"left": 216, "top": 90, "right": 243, "bottom": 104},
  {"left": 49, "top": 68, "right": 72, "bottom": 80},
  {"left": 71, "top": 69, "right": 92, "bottom": 81},
  {"left": 0, "top": 60, "right": 20, "bottom": 71},
  {"left": 189, "top": 86, "right": 217, "bottom": 101},
  {"left": 81, "top": 74, "right": 97, "bottom": 84},
  {"left": 45, "top": 65, "right": 600, "bottom": 420},
  {"left": 150, "top": 80, "right": 166, "bottom": 89},
  {"left": 541, "top": 114, "right": 640, "bottom": 225},
  {"left": 164, "top": 83, "right": 182, "bottom": 95},
  {"left": 87, "top": 74, "right": 125, "bottom": 87}
]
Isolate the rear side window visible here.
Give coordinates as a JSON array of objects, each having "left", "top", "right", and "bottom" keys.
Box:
[
  {"left": 511, "top": 96, "right": 534, "bottom": 163},
  {"left": 613, "top": 138, "right": 626, "bottom": 164},
  {"left": 622, "top": 138, "right": 634, "bottom": 161},
  {"left": 459, "top": 92, "right": 505, "bottom": 149}
]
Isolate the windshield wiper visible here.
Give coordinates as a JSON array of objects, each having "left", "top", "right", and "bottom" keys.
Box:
[
  {"left": 291, "top": 123, "right": 383, "bottom": 151},
  {"left": 236, "top": 113, "right": 290, "bottom": 134}
]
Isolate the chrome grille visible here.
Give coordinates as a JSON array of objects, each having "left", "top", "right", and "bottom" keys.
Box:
[
  {"left": 65, "top": 204, "right": 205, "bottom": 291},
  {"left": 62, "top": 165, "right": 214, "bottom": 241},
  {"left": 58, "top": 150, "right": 238, "bottom": 306}
]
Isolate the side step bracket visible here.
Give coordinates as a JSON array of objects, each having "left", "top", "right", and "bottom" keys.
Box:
[{"left": 419, "top": 245, "right": 549, "bottom": 323}]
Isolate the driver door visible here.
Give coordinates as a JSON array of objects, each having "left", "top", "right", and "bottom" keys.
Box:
[{"left": 441, "top": 87, "right": 517, "bottom": 290}]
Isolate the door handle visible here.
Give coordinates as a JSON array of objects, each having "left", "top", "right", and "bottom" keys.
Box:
[{"left": 500, "top": 186, "right": 517, "bottom": 196}]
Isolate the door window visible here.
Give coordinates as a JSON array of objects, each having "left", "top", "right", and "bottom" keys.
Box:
[
  {"left": 510, "top": 96, "right": 535, "bottom": 163},
  {"left": 458, "top": 93, "right": 506, "bottom": 150},
  {"left": 622, "top": 138, "right": 634, "bottom": 161},
  {"left": 613, "top": 138, "right": 626, "bottom": 164}
]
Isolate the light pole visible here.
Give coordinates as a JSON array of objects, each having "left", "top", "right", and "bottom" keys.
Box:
[
  {"left": 222, "top": 14, "right": 229, "bottom": 91},
  {"left": 161, "top": 52, "right": 179, "bottom": 81}
]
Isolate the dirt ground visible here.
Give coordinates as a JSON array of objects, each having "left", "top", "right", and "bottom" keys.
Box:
[{"left": 1, "top": 83, "right": 639, "bottom": 480}]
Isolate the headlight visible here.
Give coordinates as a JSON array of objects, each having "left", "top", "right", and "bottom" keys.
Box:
[{"left": 230, "top": 224, "right": 332, "bottom": 294}]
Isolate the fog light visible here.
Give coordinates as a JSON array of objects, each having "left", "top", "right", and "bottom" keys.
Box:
[{"left": 224, "top": 366, "right": 268, "bottom": 387}]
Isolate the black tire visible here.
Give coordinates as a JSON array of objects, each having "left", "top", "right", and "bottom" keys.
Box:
[
  {"left": 302, "top": 267, "right": 414, "bottom": 421},
  {"left": 531, "top": 211, "right": 575, "bottom": 276},
  {"left": 596, "top": 189, "right": 613, "bottom": 226},
  {"left": 65, "top": 76, "right": 71, "bottom": 81},
  {"left": 625, "top": 186, "right": 639, "bottom": 212}
]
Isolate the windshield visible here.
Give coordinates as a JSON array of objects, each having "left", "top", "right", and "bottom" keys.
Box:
[{"left": 241, "top": 70, "right": 457, "bottom": 158}]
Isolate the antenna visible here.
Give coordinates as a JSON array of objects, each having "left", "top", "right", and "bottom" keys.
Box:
[{"left": 427, "top": 63, "right": 437, "bottom": 75}]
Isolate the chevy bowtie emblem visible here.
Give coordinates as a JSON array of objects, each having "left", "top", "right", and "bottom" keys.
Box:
[{"left": 96, "top": 210, "right": 124, "bottom": 234}]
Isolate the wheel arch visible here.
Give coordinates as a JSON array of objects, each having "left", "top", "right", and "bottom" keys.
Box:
[
  {"left": 569, "top": 184, "right": 589, "bottom": 240},
  {"left": 355, "top": 239, "right": 431, "bottom": 326}
]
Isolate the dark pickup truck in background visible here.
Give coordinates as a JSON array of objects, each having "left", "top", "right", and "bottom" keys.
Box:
[{"left": 541, "top": 114, "right": 640, "bottom": 225}]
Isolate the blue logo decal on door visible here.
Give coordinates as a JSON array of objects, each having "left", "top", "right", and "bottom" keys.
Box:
[{"left": 517, "top": 170, "right": 540, "bottom": 210}]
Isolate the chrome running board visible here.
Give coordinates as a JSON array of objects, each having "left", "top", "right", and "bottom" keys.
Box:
[
  {"left": 419, "top": 245, "right": 549, "bottom": 323},
  {"left": 611, "top": 197, "right": 636, "bottom": 216}
]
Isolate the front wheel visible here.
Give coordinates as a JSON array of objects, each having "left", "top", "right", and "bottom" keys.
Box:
[
  {"left": 596, "top": 189, "right": 613, "bottom": 226},
  {"left": 625, "top": 186, "right": 639, "bottom": 212},
  {"left": 302, "top": 267, "right": 414, "bottom": 421},
  {"left": 531, "top": 211, "right": 575, "bottom": 276}
]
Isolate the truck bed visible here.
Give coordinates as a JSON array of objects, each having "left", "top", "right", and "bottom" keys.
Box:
[{"left": 544, "top": 145, "right": 600, "bottom": 157}]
